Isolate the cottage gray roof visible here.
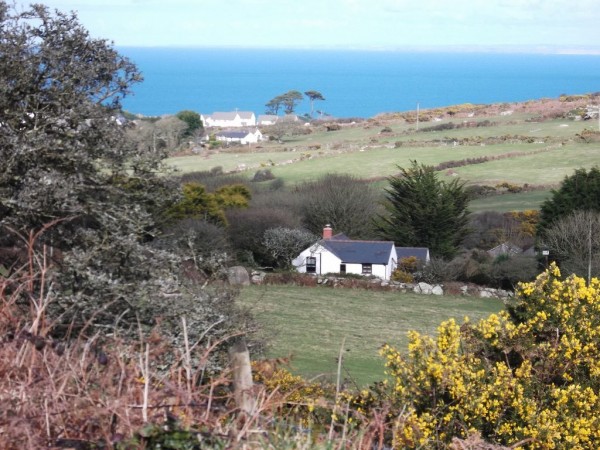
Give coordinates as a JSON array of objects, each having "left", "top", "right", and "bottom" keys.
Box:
[
  {"left": 237, "top": 111, "right": 255, "bottom": 119},
  {"left": 487, "top": 242, "right": 523, "bottom": 258},
  {"left": 395, "top": 247, "right": 430, "bottom": 262},
  {"left": 217, "top": 130, "right": 251, "bottom": 139},
  {"left": 207, "top": 112, "right": 236, "bottom": 120},
  {"left": 205, "top": 111, "right": 254, "bottom": 121},
  {"left": 321, "top": 239, "right": 395, "bottom": 264}
]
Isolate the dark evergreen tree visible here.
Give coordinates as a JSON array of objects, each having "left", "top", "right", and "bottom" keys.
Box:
[
  {"left": 176, "top": 110, "right": 203, "bottom": 136},
  {"left": 304, "top": 90, "right": 325, "bottom": 118},
  {"left": 537, "top": 167, "right": 600, "bottom": 236},
  {"left": 282, "top": 90, "right": 304, "bottom": 114},
  {"left": 376, "top": 161, "right": 470, "bottom": 259}
]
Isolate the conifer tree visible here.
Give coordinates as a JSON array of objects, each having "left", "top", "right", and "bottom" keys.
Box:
[
  {"left": 537, "top": 166, "right": 600, "bottom": 236},
  {"left": 376, "top": 161, "right": 470, "bottom": 258}
]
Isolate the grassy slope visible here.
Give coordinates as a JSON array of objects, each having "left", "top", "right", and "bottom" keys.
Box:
[
  {"left": 165, "top": 106, "right": 598, "bottom": 212},
  {"left": 469, "top": 190, "right": 551, "bottom": 213},
  {"left": 239, "top": 285, "right": 504, "bottom": 386}
]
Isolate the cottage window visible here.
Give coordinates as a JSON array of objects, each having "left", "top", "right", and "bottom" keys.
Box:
[
  {"left": 306, "top": 256, "right": 317, "bottom": 273},
  {"left": 362, "top": 263, "right": 372, "bottom": 275},
  {"left": 340, "top": 264, "right": 346, "bottom": 274}
]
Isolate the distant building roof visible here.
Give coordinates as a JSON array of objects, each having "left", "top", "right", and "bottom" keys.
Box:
[
  {"left": 216, "top": 130, "right": 251, "bottom": 139},
  {"left": 396, "top": 247, "right": 430, "bottom": 262},
  {"left": 208, "top": 112, "right": 237, "bottom": 120},
  {"left": 205, "top": 111, "right": 255, "bottom": 121},
  {"left": 321, "top": 239, "right": 395, "bottom": 264},
  {"left": 237, "top": 111, "right": 255, "bottom": 119},
  {"left": 488, "top": 242, "right": 523, "bottom": 258}
]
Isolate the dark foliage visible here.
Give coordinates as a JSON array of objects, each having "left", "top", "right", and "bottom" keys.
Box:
[
  {"left": 538, "top": 166, "right": 600, "bottom": 236},
  {"left": 227, "top": 207, "right": 302, "bottom": 267},
  {"left": 376, "top": 162, "right": 471, "bottom": 259}
]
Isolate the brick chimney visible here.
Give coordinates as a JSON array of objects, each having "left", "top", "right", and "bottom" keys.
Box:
[{"left": 323, "top": 224, "right": 333, "bottom": 239}]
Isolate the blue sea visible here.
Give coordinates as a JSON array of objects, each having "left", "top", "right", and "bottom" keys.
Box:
[{"left": 118, "top": 48, "right": 600, "bottom": 119}]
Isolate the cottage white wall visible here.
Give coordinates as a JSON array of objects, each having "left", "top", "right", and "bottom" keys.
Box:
[
  {"left": 239, "top": 113, "right": 256, "bottom": 126},
  {"left": 241, "top": 130, "right": 262, "bottom": 144},
  {"left": 293, "top": 244, "right": 341, "bottom": 275},
  {"left": 293, "top": 244, "right": 397, "bottom": 280},
  {"left": 387, "top": 246, "right": 398, "bottom": 279}
]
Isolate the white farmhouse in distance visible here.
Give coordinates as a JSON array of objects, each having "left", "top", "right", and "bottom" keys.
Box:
[
  {"left": 201, "top": 111, "right": 256, "bottom": 128},
  {"left": 215, "top": 128, "right": 263, "bottom": 145}
]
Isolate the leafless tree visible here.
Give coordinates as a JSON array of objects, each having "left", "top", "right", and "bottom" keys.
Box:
[
  {"left": 263, "top": 227, "right": 316, "bottom": 270},
  {"left": 542, "top": 210, "right": 600, "bottom": 284},
  {"left": 297, "top": 174, "right": 382, "bottom": 239}
]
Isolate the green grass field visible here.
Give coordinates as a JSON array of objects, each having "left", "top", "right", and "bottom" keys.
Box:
[
  {"left": 164, "top": 107, "right": 600, "bottom": 212},
  {"left": 469, "top": 190, "right": 551, "bottom": 213},
  {"left": 238, "top": 285, "right": 504, "bottom": 386}
]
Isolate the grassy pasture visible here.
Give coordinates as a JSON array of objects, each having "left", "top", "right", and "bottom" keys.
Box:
[
  {"left": 469, "top": 190, "right": 551, "bottom": 213},
  {"left": 164, "top": 108, "right": 599, "bottom": 211},
  {"left": 449, "top": 142, "right": 599, "bottom": 185},
  {"left": 238, "top": 285, "right": 504, "bottom": 386}
]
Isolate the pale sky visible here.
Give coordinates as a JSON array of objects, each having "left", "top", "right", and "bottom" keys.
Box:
[{"left": 19, "top": 0, "right": 600, "bottom": 53}]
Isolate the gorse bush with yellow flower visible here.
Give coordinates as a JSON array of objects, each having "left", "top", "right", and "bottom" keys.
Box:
[{"left": 350, "top": 264, "right": 600, "bottom": 449}]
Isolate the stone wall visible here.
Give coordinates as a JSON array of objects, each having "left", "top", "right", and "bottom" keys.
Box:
[{"left": 249, "top": 271, "right": 512, "bottom": 300}]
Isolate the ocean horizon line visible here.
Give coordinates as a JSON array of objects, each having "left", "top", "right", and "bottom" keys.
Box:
[{"left": 116, "top": 44, "right": 600, "bottom": 56}]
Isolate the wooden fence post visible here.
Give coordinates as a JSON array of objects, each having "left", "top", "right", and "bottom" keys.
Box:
[{"left": 229, "top": 338, "right": 255, "bottom": 415}]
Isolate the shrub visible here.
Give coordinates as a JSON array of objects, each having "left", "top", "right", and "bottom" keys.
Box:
[
  {"left": 252, "top": 168, "right": 276, "bottom": 182},
  {"left": 496, "top": 181, "right": 523, "bottom": 193},
  {"left": 419, "top": 122, "right": 456, "bottom": 132},
  {"left": 353, "top": 265, "right": 600, "bottom": 448},
  {"left": 464, "top": 184, "right": 497, "bottom": 199},
  {"left": 391, "top": 269, "right": 414, "bottom": 283},
  {"left": 489, "top": 254, "right": 539, "bottom": 289},
  {"left": 227, "top": 207, "right": 302, "bottom": 267},
  {"left": 417, "top": 256, "right": 462, "bottom": 284}
]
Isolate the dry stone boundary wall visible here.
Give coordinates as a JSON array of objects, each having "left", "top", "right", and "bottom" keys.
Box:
[{"left": 249, "top": 271, "right": 512, "bottom": 300}]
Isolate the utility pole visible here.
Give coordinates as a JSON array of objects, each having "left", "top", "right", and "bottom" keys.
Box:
[
  {"left": 588, "top": 214, "right": 592, "bottom": 286},
  {"left": 416, "top": 102, "right": 420, "bottom": 131}
]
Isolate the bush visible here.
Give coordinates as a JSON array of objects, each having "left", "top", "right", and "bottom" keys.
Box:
[
  {"left": 417, "top": 257, "right": 462, "bottom": 284},
  {"left": 352, "top": 265, "right": 600, "bottom": 448},
  {"left": 489, "top": 254, "right": 539, "bottom": 289},
  {"left": 227, "top": 207, "right": 302, "bottom": 267},
  {"left": 419, "top": 121, "right": 456, "bottom": 132},
  {"left": 391, "top": 269, "right": 414, "bottom": 283},
  {"left": 252, "top": 168, "right": 276, "bottom": 182},
  {"left": 464, "top": 184, "right": 497, "bottom": 199}
]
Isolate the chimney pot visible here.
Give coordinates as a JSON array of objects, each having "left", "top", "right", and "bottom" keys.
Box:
[{"left": 323, "top": 224, "right": 333, "bottom": 239}]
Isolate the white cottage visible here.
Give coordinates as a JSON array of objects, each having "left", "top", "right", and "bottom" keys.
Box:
[
  {"left": 293, "top": 226, "right": 398, "bottom": 280},
  {"left": 201, "top": 111, "right": 256, "bottom": 128},
  {"left": 215, "top": 128, "right": 263, "bottom": 145}
]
